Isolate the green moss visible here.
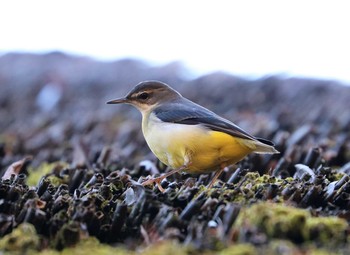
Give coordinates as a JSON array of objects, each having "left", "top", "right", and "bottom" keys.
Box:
[
  {"left": 49, "top": 240, "right": 192, "bottom": 255},
  {"left": 60, "top": 238, "right": 126, "bottom": 255},
  {"left": 263, "top": 240, "right": 342, "bottom": 255},
  {"left": 197, "top": 184, "right": 213, "bottom": 194},
  {"left": 266, "top": 240, "right": 300, "bottom": 255},
  {"left": 304, "top": 216, "right": 348, "bottom": 245},
  {"left": 29, "top": 237, "right": 127, "bottom": 255},
  {"left": 333, "top": 172, "right": 345, "bottom": 182},
  {"left": 30, "top": 249, "right": 59, "bottom": 255},
  {"left": 241, "top": 172, "right": 261, "bottom": 183},
  {"left": 142, "top": 241, "right": 191, "bottom": 255},
  {"left": 46, "top": 175, "right": 66, "bottom": 187},
  {"left": 235, "top": 202, "right": 307, "bottom": 242},
  {"left": 53, "top": 221, "right": 84, "bottom": 250},
  {"left": 216, "top": 173, "right": 291, "bottom": 204},
  {"left": 307, "top": 248, "right": 340, "bottom": 255},
  {"left": 195, "top": 172, "right": 295, "bottom": 205},
  {"left": 219, "top": 244, "right": 257, "bottom": 255},
  {"left": 234, "top": 202, "right": 349, "bottom": 246},
  {"left": 27, "top": 162, "right": 69, "bottom": 187},
  {"left": 247, "top": 174, "right": 287, "bottom": 192},
  {"left": 0, "top": 223, "right": 39, "bottom": 253}
]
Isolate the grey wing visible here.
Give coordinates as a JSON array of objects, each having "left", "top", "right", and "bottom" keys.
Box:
[{"left": 153, "top": 102, "right": 257, "bottom": 141}]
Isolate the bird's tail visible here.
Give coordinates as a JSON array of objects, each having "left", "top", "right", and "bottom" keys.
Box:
[{"left": 253, "top": 137, "right": 280, "bottom": 154}]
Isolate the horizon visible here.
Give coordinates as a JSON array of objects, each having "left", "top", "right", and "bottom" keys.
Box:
[
  {"left": 1, "top": 1, "right": 349, "bottom": 83},
  {"left": 1, "top": 50, "right": 349, "bottom": 86},
  {"left": 0, "top": 49, "right": 344, "bottom": 83}
]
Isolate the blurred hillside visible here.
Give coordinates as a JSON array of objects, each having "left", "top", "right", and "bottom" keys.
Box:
[{"left": 0, "top": 52, "right": 349, "bottom": 167}]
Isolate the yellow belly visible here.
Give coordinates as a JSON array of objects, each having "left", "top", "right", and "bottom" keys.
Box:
[{"left": 142, "top": 114, "right": 254, "bottom": 174}]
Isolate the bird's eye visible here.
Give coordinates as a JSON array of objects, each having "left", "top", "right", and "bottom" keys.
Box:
[{"left": 137, "top": 92, "right": 149, "bottom": 100}]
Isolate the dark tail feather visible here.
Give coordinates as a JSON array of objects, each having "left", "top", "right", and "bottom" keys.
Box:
[
  {"left": 254, "top": 137, "right": 279, "bottom": 154},
  {"left": 256, "top": 137, "right": 275, "bottom": 146}
]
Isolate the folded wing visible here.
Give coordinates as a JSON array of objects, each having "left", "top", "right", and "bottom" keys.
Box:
[{"left": 154, "top": 101, "right": 259, "bottom": 142}]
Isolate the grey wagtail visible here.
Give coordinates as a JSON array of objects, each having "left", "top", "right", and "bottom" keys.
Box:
[{"left": 107, "top": 80, "right": 279, "bottom": 191}]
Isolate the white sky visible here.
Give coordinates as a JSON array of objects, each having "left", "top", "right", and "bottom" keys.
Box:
[{"left": 0, "top": 0, "right": 349, "bottom": 82}]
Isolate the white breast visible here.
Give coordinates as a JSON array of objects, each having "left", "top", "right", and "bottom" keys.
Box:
[{"left": 141, "top": 112, "right": 208, "bottom": 168}]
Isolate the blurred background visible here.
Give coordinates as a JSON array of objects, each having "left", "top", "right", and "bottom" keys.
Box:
[{"left": 0, "top": 0, "right": 349, "bottom": 170}]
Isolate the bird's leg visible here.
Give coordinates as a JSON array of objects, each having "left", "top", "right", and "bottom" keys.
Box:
[
  {"left": 141, "top": 164, "right": 188, "bottom": 191},
  {"left": 207, "top": 166, "right": 228, "bottom": 188}
]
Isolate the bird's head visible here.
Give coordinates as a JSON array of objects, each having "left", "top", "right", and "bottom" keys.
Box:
[{"left": 107, "top": 80, "right": 182, "bottom": 113}]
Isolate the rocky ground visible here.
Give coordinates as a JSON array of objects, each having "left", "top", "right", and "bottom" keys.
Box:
[{"left": 0, "top": 52, "right": 350, "bottom": 254}]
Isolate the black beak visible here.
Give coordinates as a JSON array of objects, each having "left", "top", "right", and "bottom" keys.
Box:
[{"left": 106, "top": 97, "right": 129, "bottom": 104}]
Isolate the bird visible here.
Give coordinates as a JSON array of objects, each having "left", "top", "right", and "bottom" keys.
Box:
[{"left": 107, "top": 81, "right": 279, "bottom": 191}]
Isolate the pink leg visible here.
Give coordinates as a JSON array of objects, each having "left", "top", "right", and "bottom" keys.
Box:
[
  {"left": 141, "top": 165, "right": 188, "bottom": 192},
  {"left": 207, "top": 167, "right": 227, "bottom": 188}
]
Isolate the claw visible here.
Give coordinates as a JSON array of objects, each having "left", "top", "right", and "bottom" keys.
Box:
[
  {"left": 207, "top": 166, "right": 227, "bottom": 188},
  {"left": 141, "top": 175, "right": 163, "bottom": 186},
  {"left": 140, "top": 164, "right": 189, "bottom": 192},
  {"left": 155, "top": 181, "right": 165, "bottom": 193},
  {"left": 141, "top": 176, "right": 166, "bottom": 193}
]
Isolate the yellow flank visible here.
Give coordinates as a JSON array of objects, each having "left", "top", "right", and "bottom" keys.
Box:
[
  {"left": 186, "top": 130, "right": 254, "bottom": 173},
  {"left": 142, "top": 112, "right": 255, "bottom": 174}
]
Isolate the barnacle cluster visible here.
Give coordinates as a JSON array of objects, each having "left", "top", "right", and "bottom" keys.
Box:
[
  {"left": 1, "top": 54, "right": 350, "bottom": 254},
  {"left": 0, "top": 142, "right": 350, "bottom": 255}
]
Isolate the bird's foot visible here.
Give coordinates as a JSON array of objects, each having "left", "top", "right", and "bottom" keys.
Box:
[
  {"left": 141, "top": 164, "right": 188, "bottom": 192},
  {"left": 141, "top": 176, "right": 166, "bottom": 193},
  {"left": 207, "top": 166, "right": 228, "bottom": 189}
]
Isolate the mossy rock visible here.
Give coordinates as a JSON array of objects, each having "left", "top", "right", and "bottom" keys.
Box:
[
  {"left": 305, "top": 217, "right": 348, "bottom": 245},
  {"left": 0, "top": 223, "right": 39, "bottom": 253},
  {"left": 234, "top": 202, "right": 348, "bottom": 245},
  {"left": 27, "top": 162, "right": 69, "bottom": 187},
  {"left": 219, "top": 243, "right": 257, "bottom": 255}
]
